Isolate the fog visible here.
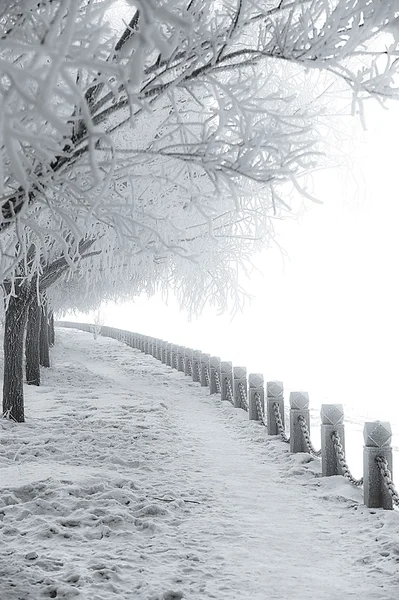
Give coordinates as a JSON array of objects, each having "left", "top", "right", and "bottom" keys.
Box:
[{"left": 75, "top": 101, "right": 399, "bottom": 425}]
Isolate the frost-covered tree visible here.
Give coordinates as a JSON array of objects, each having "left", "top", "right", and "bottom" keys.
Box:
[
  {"left": 3, "top": 0, "right": 399, "bottom": 422},
  {"left": 1, "top": 0, "right": 399, "bottom": 283},
  {"left": 2, "top": 229, "right": 97, "bottom": 421}
]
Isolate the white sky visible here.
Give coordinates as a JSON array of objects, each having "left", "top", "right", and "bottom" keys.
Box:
[{"left": 73, "top": 99, "right": 399, "bottom": 424}]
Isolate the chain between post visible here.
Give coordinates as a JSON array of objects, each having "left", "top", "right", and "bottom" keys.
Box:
[
  {"left": 238, "top": 382, "right": 248, "bottom": 411},
  {"left": 376, "top": 457, "right": 399, "bottom": 506},
  {"left": 214, "top": 370, "right": 221, "bottom": 394},
  {"left": 298, "top": 415, "right": 322, "bottom": 457},
  {"left": 187, "top": 359, "right": 193, "bottom": 377},
  {"left": 226, "top": 378, "right": 234, "bottom": 404},
  {"left": 273, "top": 402, "right": 290, "bottom": 443},
  {"left": 205, "top": 366, "right": 210, "bottom": 387},
  {"left": 255, "top": 392, "right": 267, "bottom": 426},
  {"left": 331, "top": 431, "right": 363, "bottom": 486}
]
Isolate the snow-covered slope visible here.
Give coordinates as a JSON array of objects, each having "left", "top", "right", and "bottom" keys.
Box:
[{"left": 0, "top": 328, "right": 398, "bottom": 599}]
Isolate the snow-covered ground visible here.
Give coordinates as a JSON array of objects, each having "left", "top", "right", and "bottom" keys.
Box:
[{"left": 1, "top": 328, "right": 398, "bottom": 599}]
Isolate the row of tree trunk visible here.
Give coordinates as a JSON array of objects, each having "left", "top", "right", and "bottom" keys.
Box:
[{"left": 3, "top": 289, "right": 55, "bottom": 423}]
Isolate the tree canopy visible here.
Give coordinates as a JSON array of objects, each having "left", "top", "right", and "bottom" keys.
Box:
[{"left": 1, "top": 0, "right": 398, "bottom": 309}]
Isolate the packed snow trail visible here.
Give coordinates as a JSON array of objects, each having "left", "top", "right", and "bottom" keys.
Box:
[{"left": 0, "top": 329, "right": 398, "bottom": 600}]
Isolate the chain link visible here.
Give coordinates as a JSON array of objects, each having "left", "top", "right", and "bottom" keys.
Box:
[
  {"left": 376, "top": 457, "right": 399, "bottom": 506},
  {"left": 273, "top": 402, "right": 290, "bottom": 443},
  {"left": 197, "top": 361, "right": 202, "bottom": 381},
  {"left": 204, "top": 366, "right": 210, "bottom": 387},
  {"left": 331, "top": 431, "right": 363, "bottom": 486},
  {"left": 225, "top": 378, "right": 234, "bottom": 404},
  {"left": 238, "top": 382, "right": 248, "bottom": 411},
  {"left": 255, "top": 392, "right": 267, "bottom": 426},
  {"left": 187, "top": 359, "right": 193, "bottom": 377},
  {"left": 214, "top": 370, "right": 221, "bottom": 394},
  {"left": 298, "top": 415, "right": 322, "bottom": 457}
]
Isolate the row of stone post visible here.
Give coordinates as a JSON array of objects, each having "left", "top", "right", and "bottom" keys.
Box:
[{"left": 56, "top": 322, "right": 396, "bottom": 510}]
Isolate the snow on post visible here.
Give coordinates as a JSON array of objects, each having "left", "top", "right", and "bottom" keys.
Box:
[
  {"left": 267, "top": 381, "right": 284, "bottom": 435},
  {"left": 248, "top": 374, "right": 264, "bottom": 422},
  {"left": 233, "top": 367, "right": 247, "bottom": 409},
  {"left": 321, "top": 404, "right": 345, "bottom": 477},
  {"left": 289, "top": 392, "right": 310, "bottom": 453},
  {"left": 363, "top": 422, "right": 393, "bottom": 510},
  {"left": 220, "top": 362, "right": 233, "bottom": 403},
  {"left": 200, "top": 353, "right": 211, "bottom": 387},
  {"left": 209, "top": 357, "right": 221, "bottom": 395}
]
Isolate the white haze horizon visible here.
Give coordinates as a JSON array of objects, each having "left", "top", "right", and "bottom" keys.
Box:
[{"left": 68, "top": 99, "right": 399, "bottom": 427}]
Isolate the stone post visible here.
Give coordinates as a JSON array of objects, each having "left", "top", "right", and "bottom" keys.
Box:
[
  {"left": 220, "top": 362, "right": 233, "bottom": 403},
  {"left": 267, "top": 381, "right": 284, "bottom": 435},
  {"left": 289, "top": 392, "right": 310, "bottom": 453},
  {"left": 209, "top": 356, "right": 221, "bottom": 394},
  {"left": 233, "top": 367, "right": 247, "bottom": 409},
  {"left": 160, "top": 341, "right": 167, "bottom": 364},
  {"left": 192, "top": 350, "right": 202, "bottom": 382},
  {"left": 321, "top": 404, "right": 345, "bottom": 476},
  {"left": 142, "top": 336, "right": 148, "bottom": 353},
  {"left": 184, "top": 349, "right": 193, "bottom": 376},
  {"left": 248, "top": 374, "right": 264, "bottom": 421},
  {"left": 363, "top": 421, "right": 393, "bottom": 510},
  {"left": 169, "top": 344, "right": 177, "bottom": 369},
  {"left": 177, "top": 346, "right": 185, "bottom": 372},
  {"left": 166, "top": 343, "right": 173, "bottom": 367},
  {"left": 200, "top": 353, "right": 211, "bottom": 387}
]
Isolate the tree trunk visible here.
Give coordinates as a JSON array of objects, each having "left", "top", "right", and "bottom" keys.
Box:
[
  {"left": 3, "top": 291, "right": 29, "bottom": 422},
  {"left": 25, "top": 300, "right": 42, "bottom": 386},
  {"left": 39, "top": 304, "right": 50, "bottom": 368},
  {"left": 48, "top": 311, "right": 55, "bottom": 347}
]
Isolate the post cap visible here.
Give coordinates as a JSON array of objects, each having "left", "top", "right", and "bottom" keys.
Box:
[
  {"left": 249, "top": 373, "right": 264, "bottom": 389},
  {"left": 233, "top": 366, "right": 247, "bottom": 379},
  {"left": 267, "top": 380, "right": 283, "bottom": 398},
  {"left": 363, "top": 421, "right": 392, "bottom": 448},
  {"left": 221, "top": 361, "right": 233, "bottom": 373},
  {"left": 320, "top": 404, "right": 344, "bottom": 426},
  {"left": 209, "top": 356, "right": 220, "bottom": 367},
  {"left": 289, "top": 391, "right": 309, "bottom": 410}
]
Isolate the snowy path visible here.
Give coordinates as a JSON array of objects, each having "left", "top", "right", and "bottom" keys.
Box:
[{"left": 0, "top": 329, "right": 398, "bottom": 600}]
